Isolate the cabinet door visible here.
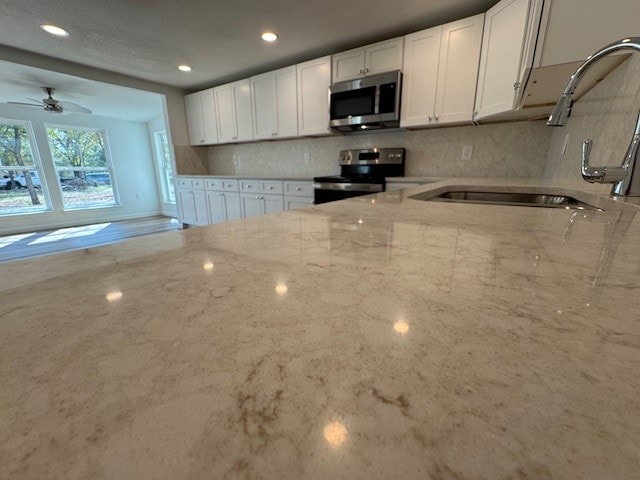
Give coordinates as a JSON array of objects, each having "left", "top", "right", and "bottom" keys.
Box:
[
  {"left": 332, "top": 48, "right": 366, "bottom": 83},
  {"left": 193, "top": 190, "right": 209, "bottom": 225},
  {"left": 223, "top": 191, "right": 242, "bottom": 221},
  {"left": 178, "top": 188, "right": 197, "bottom": 224},
  {"left": 274, "top": 66, "right": 298, "bottom": 139},
  {"left": 200, "top": 89, "right": 219, "bottom": 144},
  {"left": 400, "top": 26, "right": 441, "bottom": 128},
  {"left": 214, "top": 84, "right": 236, "bottom": 144},
  {"left": 185, "top": 93, "right": 205, "bottom": 145},
  {"left": 251, "top": 72, "right": 277, "bottom": 140},
  {"left": 206, "top": 191, "right": 226, "bottom": 224},
  {"left": 474, "top": 0, "right": 531, "bottom": 120},
  {"left": 263, "top": 194, "right": 284, "bottom": 214},
  {"left": 232, "top": 80, "right": 254, "bottom": 142},
  {"left": 297, "top": 56, "right": 331, "bottom": 136},
  {"left": 285, "top": 196, "right": 314, "bottom": 210},
  {"left": 241, "top": 194, "right": 264, "bottom": 218},
  {"left": 435, "top": 14, "right": 484, "bottom": 124},
  {"left": 365, "top": 37, "right": 404, "bottom": 76}
]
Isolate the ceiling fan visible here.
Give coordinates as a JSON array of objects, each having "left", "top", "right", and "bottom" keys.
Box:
[{"left": 7, "top": 87, "right": 92, "bottom": 115}]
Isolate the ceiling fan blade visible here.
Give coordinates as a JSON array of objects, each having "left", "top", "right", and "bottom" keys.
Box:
[
  {"left": 6, "top": 101, "right": 42, "bottom": 108},
  {"left": 58, "top": 101, "right": 92, "bottom": 114},
  {"left": 27, "top": 97, "right": 45, "bottom": 104}
]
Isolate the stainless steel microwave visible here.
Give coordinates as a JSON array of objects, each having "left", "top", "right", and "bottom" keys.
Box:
[{"left": 329, "top": 70, "right": 402, "bottom": 132}]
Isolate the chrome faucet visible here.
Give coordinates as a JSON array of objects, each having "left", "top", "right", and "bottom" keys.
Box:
[{"left": 547, "top": 37, "right": 640, "bottom": 197}]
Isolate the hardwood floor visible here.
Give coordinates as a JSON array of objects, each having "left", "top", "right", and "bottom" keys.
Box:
[{"left": 0, "top": 216, "right": 180, "bottom": 263}]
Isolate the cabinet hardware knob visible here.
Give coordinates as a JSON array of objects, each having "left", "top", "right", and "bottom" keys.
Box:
[
  {"left": 357, "top": 69, "right": 363, "bottom": 74},
  {"left": 428, "top": 115, "right": 433, "bottom": 122},
  {"left": 268, "top": 186, "right": 273, "bottom": 190},
  {"left": 513, "top": 82, "right": 521, "bottom": 90},
  {"left": 364, "top": 68, "right": 369, "bottom": 74},
  {"left": 296, "top": 187, "right": 301, "bottom": 191},
  {"left": 435, "top": 115, "right": 439, "bottom": 121}
]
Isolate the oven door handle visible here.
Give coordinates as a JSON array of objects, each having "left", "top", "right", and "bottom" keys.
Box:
[{"left": 312, "top": 182, "right": 384, "bottom": 192}]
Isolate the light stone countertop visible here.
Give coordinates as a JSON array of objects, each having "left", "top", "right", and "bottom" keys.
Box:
[{"left": 1, "top": 179, "right": 640, "bottom": 479}]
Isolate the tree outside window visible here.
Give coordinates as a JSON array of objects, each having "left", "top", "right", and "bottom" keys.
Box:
[
  {"left": 0, "top": 121, "right": 49, "bottom": 216},
  {"left": 46, "top": 126, "right": 118, "bottom": 209}
]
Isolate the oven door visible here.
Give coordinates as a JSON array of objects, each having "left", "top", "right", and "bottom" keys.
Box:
[{"left": 313, "top": 181, "right": 384, "bottom": 204}]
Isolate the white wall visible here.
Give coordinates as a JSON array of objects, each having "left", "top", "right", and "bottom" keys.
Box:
[{"left": 0, "top": 104, "right": 162, "bottom": 235}]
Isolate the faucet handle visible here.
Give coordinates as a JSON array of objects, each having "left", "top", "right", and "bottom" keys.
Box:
[{"left": 581, "top": 139, "right": 629, "bottom": 183}]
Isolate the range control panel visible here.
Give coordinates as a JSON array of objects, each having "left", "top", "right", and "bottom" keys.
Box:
[{"left": 339, "top": 148, "right": 405, "bottom": 165}]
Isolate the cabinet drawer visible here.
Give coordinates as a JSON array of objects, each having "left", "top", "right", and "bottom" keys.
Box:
[
  {"left": 240, "top": 179, "right": 260, "bottom": 192},
  {"left": 260, "top": 180, "right": 283, "bottom": 194},
  {"left": 284, "top": 181, "right": 314, "bottom": 197},
  {"left": 204, "top": 178, "right": 224, "bottom": 190},
  {"left": 285, "top": 196, "right": 314, "bottom": 210},
  {"left": 221, "top": 179, "right": 239, "bottom": 191},
  {"left": 177, "top": 177, "right": 204, "bottom": 189}
]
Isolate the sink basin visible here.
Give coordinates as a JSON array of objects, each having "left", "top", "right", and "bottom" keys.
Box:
[{"left": 409, "top": 190, "right": 602, "bottom": 210}]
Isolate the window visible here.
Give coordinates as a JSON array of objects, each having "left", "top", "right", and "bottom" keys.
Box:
[
  {"left": 46, "top": 126, "right": 118, "bottom": 209},
  {"left": 154, "top": 130, "right": 175, "bottom": 204},
  {"left": 0, "top": 120, "right": 49, "bottom": 216}
]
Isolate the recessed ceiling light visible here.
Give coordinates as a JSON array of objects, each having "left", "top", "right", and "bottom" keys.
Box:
[
  {"left": 178, "top": 65, "right": 192, "bottom": 72},
  {"left": 261, "top": 32, "right": 278, "bottom": 42},
  {"left": 40, "top": 24, "right": 69, "bottom": 37}
]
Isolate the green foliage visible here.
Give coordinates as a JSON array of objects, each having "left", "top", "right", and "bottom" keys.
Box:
[
  {"left": 46, "top": 127, "right": 107, "bottom": 169},
  {"left": 0, "top": 124, "right": 34, "bottom": 168}
]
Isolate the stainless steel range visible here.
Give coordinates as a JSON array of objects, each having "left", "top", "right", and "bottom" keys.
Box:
[{"left": 312, "top": 148, "right": 405, "bottom": 204}]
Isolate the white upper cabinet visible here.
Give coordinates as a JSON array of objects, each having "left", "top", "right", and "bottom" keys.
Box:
[
  {"left": 184, "top": 89, "right": 218, "bottom": 145},
  {"left": 474, "top": 0, "right": 532, "bottom": 120},
  {"left": 214, "top": 80, "right": 254, "bottom": 144},
  {"left": 401, "top": 14, "right": 483, "bottom": 128},
  {"left": 400, "top": 26, "right": 441, "bottom": 127},
  {"left": 296, "top": 56, "right": 331, "bottom": 136},
  {"left": 473, "top": 0, "right": 639, "bottom": 121},
  {"left": 434, "top": 14, "right": 484, "bottom": 124},
  {"left": 332, "top": 37, "right": 404, "bottom": 83},
  {"left": 251, "top": 66, "right": 298, "bottom": 140}
]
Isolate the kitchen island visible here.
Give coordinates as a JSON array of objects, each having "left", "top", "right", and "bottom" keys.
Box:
[{"left": 1, "top": 179, "right": 639, "bottom": 479}]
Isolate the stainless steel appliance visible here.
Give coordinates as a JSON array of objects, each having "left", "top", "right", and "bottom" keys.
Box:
[
  {"left": 313, "top": 148, "right": 405, "bottom": 204},
  {"left": 329, "top": 71, "right": 402, "bottom": 132}
]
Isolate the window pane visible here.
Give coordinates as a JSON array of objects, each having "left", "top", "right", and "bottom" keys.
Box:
[
  {"left": 0, "top": 122, "right": 49, "bottom": 215},
  {"left": 46, "top": 127, "right": 117, "bottom": 209},
  {"left": 154, "top": 130, "right": 175, "bottom": 204}
]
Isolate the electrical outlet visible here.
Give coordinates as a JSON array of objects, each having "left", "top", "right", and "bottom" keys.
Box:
[
  {"left": 462, "top": 145, "right": 474, "bottom": 161},
  {"left": 233, "top": 154, "right": 238, "bottom": 165},
  {"left": 135, "top": 192, "right": 143, "bottom": 200},
  {"left": 304, "top": 152, "right": 311, "bottom": 163}
]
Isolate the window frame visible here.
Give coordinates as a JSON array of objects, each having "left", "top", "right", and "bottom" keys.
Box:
[
  {"left": 44, "top": 123, "right": 121, "bottom": 211},
  {"left": 153, "top": 129, "right": 176, "bottom": 204},
  {"left": 0, "top": 117, "right": 52, "bottom": 216}
]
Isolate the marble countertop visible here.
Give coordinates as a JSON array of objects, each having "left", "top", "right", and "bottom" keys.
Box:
[{"left": 2, "top": 179, "right": 640, "bottom": 479}]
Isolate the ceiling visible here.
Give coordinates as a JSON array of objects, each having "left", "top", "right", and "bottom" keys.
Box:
[
  {"left": 0, "top": 0, "right": 497, "bottom": 91},
  {"left": 0, "top": 61, "right": 164, "bottom": 122}
]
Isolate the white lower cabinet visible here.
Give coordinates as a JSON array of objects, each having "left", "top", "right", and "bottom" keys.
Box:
[
  {"left": 283, "top": 180, "right": 314, "bottom": 210},
  {"left": 241, "top": 193, "right": 284, "bottom": 218},
  {"left": 179, "top": 176, "right": 307, "bottom": 224},
  {"left": 206, "top": 191, "right": 241, "bottom": 224},
  {"left": 177, "top": 188, "right": 208, "bottom": 226}
]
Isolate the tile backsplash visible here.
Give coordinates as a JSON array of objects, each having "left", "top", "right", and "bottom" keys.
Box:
[{"left": 203, "top": 121, "right": 551, "bottom": 178}]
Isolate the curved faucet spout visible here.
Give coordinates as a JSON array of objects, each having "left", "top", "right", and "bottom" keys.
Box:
[{"left": 547, "top": 37, "right": 640, "bottom": 196}]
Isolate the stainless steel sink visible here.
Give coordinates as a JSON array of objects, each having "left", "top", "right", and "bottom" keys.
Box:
[{"left": 409, "top": 190, "right": 602, "bottom": 210}]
